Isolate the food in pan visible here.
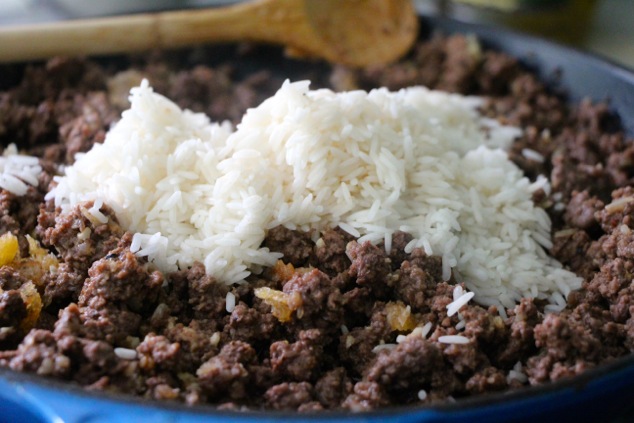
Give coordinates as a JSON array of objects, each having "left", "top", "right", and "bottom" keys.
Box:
[{"left": 0, "top": 33, "right": 632, "bottom": 411}]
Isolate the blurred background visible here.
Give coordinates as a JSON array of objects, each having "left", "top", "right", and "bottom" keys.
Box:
[{"left": 0, "top": 0, "right": 633, "bottom": 69}]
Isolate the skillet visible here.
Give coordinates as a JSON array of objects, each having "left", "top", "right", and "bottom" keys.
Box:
[{"left": 1, "top": 13, "right": 634, "bottom": 423}]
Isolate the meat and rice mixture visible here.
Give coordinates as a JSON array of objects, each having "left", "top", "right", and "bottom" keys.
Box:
[{"left": 0, "top": 33, "right": 633, "bottom": 411}]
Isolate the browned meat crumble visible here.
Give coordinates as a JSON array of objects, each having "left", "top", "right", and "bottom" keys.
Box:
[{"left": 0, "top": 34, "right": 633, "bottom": 411}]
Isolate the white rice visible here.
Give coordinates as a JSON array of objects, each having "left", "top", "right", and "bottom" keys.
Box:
[
  {"left": 87, "top": 198, "right": 108, "bottom": 224},
  {"left": 0, "top": 144, "right": 42, "bottom": 196},
  {"left": 114, "top": 347, "right": 137, "bottom": 360},
  {"left": 209, "top": 332, "right": 221, "bottom": 347},
  {"left": 507, "top": 361, "right": 528, "bottom": 384},
  {"left": 453, "top": 285, "right": 464, "bottom": 301},
  {"left": 225, "top": 292, "right": 236, "bottom": 313},
  {"left": 605, "top": 196, "right": 634, "bottom": 213},
  {"left": 521, "top": 148, "right": 545, "bottom": 163},
  {"left": 438, "top": 335, "right": 470, "bottom": 345},
  {"left": 48, "top": 79, "right": 582, "bottom": 310},
  {"left": 372, "top": 343, "right": 397, "bottom": 353},
  {"left": 420, "top": 322, "right": 433, "bottom": 338},
  {"left": 447, "top": 291, "right": 475, "bottom": 317},
  {"left": 398, "top": 323, "right": 434, "bottom": 344},
  {"left": 77, "top": 227, "right": 91, "bottom": 241}
]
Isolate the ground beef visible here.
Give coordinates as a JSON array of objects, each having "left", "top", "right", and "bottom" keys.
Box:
[
  {"left": 314, "top": 367, "right": 352, "bottom": 408},
  {"left": 59, "top": 91, "right": 117, "bottom": 163},
  {"left": 75, "top": 234, "right": 163, "bottom": 346},
  {"left": 0, "top": 188, "right": 41, "bottom": 241},
  {"left": 196, "top": 340, "right": 257, "bottom": 401},
  {"left": 338, "top": 304, "right": 394, "bottom": 376},
  {"left": 224, "top": 302, "right": 278, "bottom": 345},
  {"left": 262, "top": 226, "right": 314, "bottom": 267},
  {"left": 270, "top": 329, "right": 323, "bottom": 382},
  {"left": 341, "top": 381, "right": 390, "bottom": 411},
  {"left": 0, "top": 290, "right": 26, "bottom": 327},
  {"left": 137, "top": 333, "right": 181, "bottom": 372},
  {"left": 8, "top": 329, "right": 71, "bottom": 377},
  {"left": 39, "top": 201, "right": 124, "bottom": 307},
  {"left": 313, "top": 228, "right": 354, "bottom": 276},
  {"left": 283, "top": 269, "right": 345, "bottom": 339},
  {"left": 550, "top": 229, "right": 596, "bottom": 280},
  {"left": 183, "top": 262, "right": 228, "bottom": 322},
  {"left": 0, "top": 33, "right": 633, "bottom": 413},
  {"left": 346, "top": 241, "right": 393, "bottom": 299},
  {"left": 395, "top": 259, "right": 440, "bottom": 312},
  {"left": 365, "top": 337, "right": 448, "bottom": 398},
  {"left": 265, "top": 381, "right": 317, "bottom": 411},
  {"left": 564, "top": 190, "right": 604, "bottom": 231}
]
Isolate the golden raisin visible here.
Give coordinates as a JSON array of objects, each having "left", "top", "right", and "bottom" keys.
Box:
[
  {"left": 9, "top": 235, "right": 58, "bottom": 290},
  {"left": 272, "top": 260, "right": 296, "bottom": 283},
  {"left": 0, "top": 232, "right": 19, "bottom": 266},
  {"left": 254, "top": 287, "right": 302, "bottom": 322},
  {"left": 386, "top": 301, "right": 417, "bottom": 331},
  {"left": 19, "top": 281, "right": 42, "bottom": 333}
]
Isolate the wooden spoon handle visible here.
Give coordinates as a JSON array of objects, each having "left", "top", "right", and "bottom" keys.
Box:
[{"left": 0, "top": 0, "right": 311, "bottom": 63}]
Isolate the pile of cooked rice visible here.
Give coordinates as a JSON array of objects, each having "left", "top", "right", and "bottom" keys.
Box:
[
  {"left": 0, "top": 144, "right": 42, "bottom": 196},
  {"left": 48, "top": 79, "right": 581, "bottom": 312}
]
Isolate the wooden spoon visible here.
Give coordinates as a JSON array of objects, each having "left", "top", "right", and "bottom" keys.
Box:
[{"left": 0, "top": 0, "right": 418, "bottom": 66}]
